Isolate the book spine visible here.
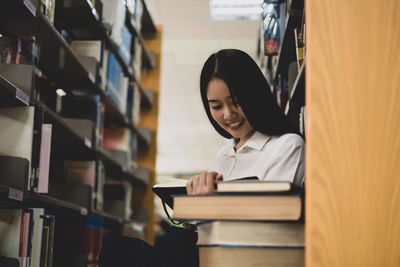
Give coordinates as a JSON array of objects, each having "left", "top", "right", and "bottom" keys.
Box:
[{"left": 30, "top": 104, "right": 44, "bottom": 191}]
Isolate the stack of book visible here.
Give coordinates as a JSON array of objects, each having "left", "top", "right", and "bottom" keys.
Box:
[{"left": 153, "top": 178, "right": 305, "bottom": 267}]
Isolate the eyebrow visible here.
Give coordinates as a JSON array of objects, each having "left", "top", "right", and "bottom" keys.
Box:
[{"left": 207, "top": 96, "right": 234, "bottom": 103}]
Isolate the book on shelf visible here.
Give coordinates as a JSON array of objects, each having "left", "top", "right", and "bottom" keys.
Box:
[
  {"left": 103, "top": 126, "right": 137, "bottom": 168},
  {"left": 197, "top": 220, "right": 304, "bottom": 247},
  {"left": 0, "top": 35, "right": 36, "bottom": 65},
  {"left": 262, "top": 1, "right": 286, "bottom": 56},
  {"left": 198, "top": 245, "right": 304, "bottom": 267},
  {"left": 64, "top": 160, "right": 97, "bottom": 190},
  {"left": 288, "top": 61, "right": 299, "bottom": 98},
  {"left": 94, "top": 160, "right": 105, "bottom": 211},
  {"left": 70, "top": 40, "right": 102, "bottom": 63},
  {"left": 103, "top": 180, "right": 133, "bottom": 220},
  {"left": 299, "top": 106, "right": 306, "bottom": 136},
  {"left": 0, "top": 208, "right": 46, "bottom": 267},
  {"left": 37, "top": 123, "right": 52, "bottom": 193},
  {"left": 294, "top": 27, "right": 305, "bottom": 70},
  {"left": 60, "top": 93, "right": 104, "bottom": 146},
  {"left": 120, "top": 26, "right": 132, "bottom": 64},
  {"left": 39, "top": 0, "right": 56, "bottom": 24},
  {"left": 106, "top": 51, "right": 123, "bottom": 109},
  {"left": 40, "top": 214, "right": 56, "bottom": 267},
  {"left": 53, "top": 214, "right": 103, "bottom": 267}
]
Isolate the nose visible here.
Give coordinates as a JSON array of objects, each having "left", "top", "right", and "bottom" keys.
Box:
[{"left": 223, "top": 105, "right": 237, "bottom": 120}]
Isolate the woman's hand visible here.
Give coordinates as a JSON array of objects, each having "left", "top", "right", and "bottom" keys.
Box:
[{"left": 186, "top": 171, "right": 223, "bottom": 195}]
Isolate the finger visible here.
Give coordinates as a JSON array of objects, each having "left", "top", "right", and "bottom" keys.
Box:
[
  {"left": 205, "top": 172, "right": 216, "bottom": 191},
  {"left": 192, "top": 175, "right": 200, "bottom": 194},
  {"left": 186, "top": 179, "right": 193, "bottom": 194},
  {"left": 216, "top": 173, "right": 223, "bottom": 181}
]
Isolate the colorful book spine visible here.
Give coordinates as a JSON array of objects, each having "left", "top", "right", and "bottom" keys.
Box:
[{"left": 0, "top": 35, "right": 35, "bottom": 65}]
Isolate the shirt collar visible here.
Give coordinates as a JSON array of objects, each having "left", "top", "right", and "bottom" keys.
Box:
[{"left": 224, "top": 131, "right": 271, "bottom": 155}]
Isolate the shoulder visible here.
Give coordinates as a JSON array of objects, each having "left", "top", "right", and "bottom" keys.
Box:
[
  {"left": 214, "top": 138, "right": 234, "bottom": 157},
  {"left": 268, "top": 133, "right": 304, "bottom": 151}
]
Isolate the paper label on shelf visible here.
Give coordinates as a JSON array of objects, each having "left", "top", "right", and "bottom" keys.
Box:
[
  {"left": 23, "top": 0, "right": 37, "bottom": 16},
  {"left": 80, "top": 208, "right": 88, "bottom": 215},
  {"left": 9, "top": 188, "right": 23, "bottom": 201},
  {"left": 84, "top": 138, "right": 92, "bottom": 148},
  {"left": 15, "top": 88, "right": 30, "bottom": 105},
  {"left": 88, "top": 72, "right": 95, "bottom": 84}
]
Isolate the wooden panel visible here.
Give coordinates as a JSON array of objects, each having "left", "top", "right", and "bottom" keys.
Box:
[
  {"left": 306, "top": 0, "right": 400, "bottom": 266},
  {"left": 138, "top": 25, "right": 163, "bottom": 244}
]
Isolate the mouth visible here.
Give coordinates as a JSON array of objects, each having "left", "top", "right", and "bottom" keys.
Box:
[{"left": 226, "top": 119, "right": 244, "bottom": 130}]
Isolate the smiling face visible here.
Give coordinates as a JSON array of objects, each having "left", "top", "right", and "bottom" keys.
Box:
[{"left": 207, "top": 78, "right": 255, "bottom": 148}]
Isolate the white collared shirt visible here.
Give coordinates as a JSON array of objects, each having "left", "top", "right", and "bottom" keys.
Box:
[{"left": 208, "top": 131, "right": 305, "bottom": 186}]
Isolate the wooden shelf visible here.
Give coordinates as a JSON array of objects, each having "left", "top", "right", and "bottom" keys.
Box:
[{"left": 0, "top": 184, "right": 126, "bottom": 224}]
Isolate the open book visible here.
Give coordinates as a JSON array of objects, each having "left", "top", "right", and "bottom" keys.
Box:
[{"left": 152, "top": 176, "right": 302, "bottom": 209}]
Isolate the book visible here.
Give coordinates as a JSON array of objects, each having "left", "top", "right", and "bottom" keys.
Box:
[
  {"left": 37, "top": 124, "right": 52, "bottom": 193},
  {"left": 172, "top": 193, "right": 303, "bottom": 221},
  {"left": 197, "top": 221, "right": 304, "bottom": 247},
  {"left": 71, "top": 40, "right": 102, "bottom": 63},
  {"left": 64, "top": 160, "right": 97, "bottom": 189},
  {"left": 216, "top": 179, "right": 303, "bottom": 194},
  {"left": 152, "top": 177, "right": 300, "bottom": 210},
  {"left": 103, "top": 181, "right": 133, "bottom": 220},
  {"left": 152, "top": 177, "right": 188, "bottom": 209},
  {"left": 53, "top": 214, "right": 103, "bottom": 267},
  {"left": 294, "top": 28, "right": 304, "bottom": 70},
  {"left": 198, "top": 245, "right": 304, "bottom": 267},
  {"left": 40, "top": 215, "right": 56, "bottom": 267},
  {"left": 29, "top": 208, "right": 45, "bottom": 267}
]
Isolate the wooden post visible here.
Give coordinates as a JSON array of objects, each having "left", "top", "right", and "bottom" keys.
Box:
[{"left": 306, "top": 1, "right": 400, "bottom": 266}]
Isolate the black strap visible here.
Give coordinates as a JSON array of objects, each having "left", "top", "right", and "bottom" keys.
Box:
[{"left": 162, "top": 200, "right": 182, "bottom": 225}]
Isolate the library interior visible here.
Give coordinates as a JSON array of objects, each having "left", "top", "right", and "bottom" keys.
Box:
[{"left": 0, "top": 0, "right": 399, "bottom": 267}]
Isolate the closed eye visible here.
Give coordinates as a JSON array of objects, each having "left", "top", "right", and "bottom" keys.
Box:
[{"left": 210, "top": 105, "right": 222, "bottom": 110}]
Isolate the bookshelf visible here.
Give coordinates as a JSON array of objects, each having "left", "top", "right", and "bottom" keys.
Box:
[
  {"left": 306, "top": 0, "right": 400, "bottom": 266},
  {"left": 0, "top": 0, "right": 160, "bottom": 265},
  {"left": 259, "top": 0, "right": 305, "bottom": 135},
  {"left": 261, "top": 0, "right": 400, "bottom": 265}
]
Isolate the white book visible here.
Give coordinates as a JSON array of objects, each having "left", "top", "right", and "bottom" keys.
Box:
[
  {"left": 28, "top": 208, "right": 45, "bottom": 267},
  {"left": 37, "top": 124, "right": 52, "bottom": 193},
  {"left": 71, "top": 40, "right": 102, "bottom": 62},
  {"left": 197, "top": 221, "right": 304, "bottom": 247}
]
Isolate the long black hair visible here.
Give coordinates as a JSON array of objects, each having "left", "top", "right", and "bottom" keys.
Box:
[{"left": 200, "top": 49, "right": 298, "bottom": 139}]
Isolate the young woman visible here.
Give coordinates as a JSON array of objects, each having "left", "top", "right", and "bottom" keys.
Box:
[
  {"left": 187, "top": 49, "right": 304, "bottom": 195},
  {"left": 99, "top": 49, "right": 305, "bottom": 267}
]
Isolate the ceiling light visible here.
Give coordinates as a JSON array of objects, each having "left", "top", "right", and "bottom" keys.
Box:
[{"left": 210, "top": 0, "right": 263, "bottom": 20}]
